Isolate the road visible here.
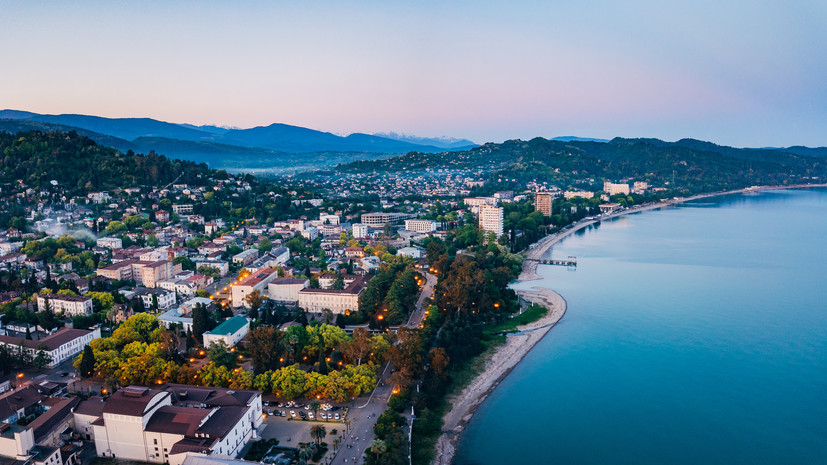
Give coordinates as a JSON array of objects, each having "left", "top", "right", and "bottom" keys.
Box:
[
  {"left": 326, "top": 376, "right": 395, "bottom": 465},
  {"left": 326, "top": 273, "right": 435, "bottom": 464},
  {"left": 406, "top": 273, "right": 437, "bottom": 329}
]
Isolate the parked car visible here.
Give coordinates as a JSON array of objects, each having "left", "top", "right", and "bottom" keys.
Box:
[{"left": 290, "top": 411, "right": 296, "bottom": 418}]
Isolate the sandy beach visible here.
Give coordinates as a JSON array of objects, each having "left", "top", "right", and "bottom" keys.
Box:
[
  {"left": 431, "top": 182, "right": 827, "bottom": 465},
  {"left": 432, "top": 286, "right": 567, "bottom": 465}
]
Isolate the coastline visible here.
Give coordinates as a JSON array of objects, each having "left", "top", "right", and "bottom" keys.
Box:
[{"left": 431, "top": 182, "right": 827, "bottom": 465}]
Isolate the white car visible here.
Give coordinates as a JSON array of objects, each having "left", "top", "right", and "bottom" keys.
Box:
[
  {"left": 290, "top": 410, "right": 296, "bottom": 418},
  {"left": 334, "top": 413, "right": 340, "bottom": 420}
]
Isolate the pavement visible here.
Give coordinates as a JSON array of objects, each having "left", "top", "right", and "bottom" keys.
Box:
[{"left": 406, "top": 273, "right": 437, "bottom": 329}]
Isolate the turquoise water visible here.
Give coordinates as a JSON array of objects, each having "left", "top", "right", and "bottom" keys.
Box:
[{"left": 455, "top": 189, "right": 827, "bottom": 465}]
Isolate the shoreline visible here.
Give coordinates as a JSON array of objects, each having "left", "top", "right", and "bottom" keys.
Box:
[{"left": 431, "top": 182, "right": 827, "bottom": 465}]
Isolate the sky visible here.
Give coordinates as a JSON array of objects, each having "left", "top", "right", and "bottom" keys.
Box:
[{"left": 1, "top": 0, "right": 826, "bottom": 147}]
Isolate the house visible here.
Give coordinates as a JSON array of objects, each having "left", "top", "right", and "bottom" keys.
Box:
[
  {"left": 155, "top": 210, "right": 170, "bottom": 222},
  {"left": 132, "top": 288, "right": 177, "bottom": 310},
  {"left": 202, "top": 316, "right": 250, "bottom": 348},
  {"left": 96, "top": 237, "right": 122, "bottom": 250}
]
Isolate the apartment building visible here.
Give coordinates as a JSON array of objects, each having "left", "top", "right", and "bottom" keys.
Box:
[
  {"left": 478, "top": 204, "right": 504, "bottom": 237},
  {"left": 36, "top": 294, "right": 93, "bottom": 316}
]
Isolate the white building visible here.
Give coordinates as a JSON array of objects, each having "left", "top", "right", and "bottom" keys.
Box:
[
  {"left": 91, "top": 384, "right": 262, "bottom": 465},
  {"left": 0, "top": 327, "right": 101, "bottom": 368},
  {"left": 397, "top": 246, "right": 424, "bottom": 259},
  {"left": 603, "top": 181, "right": 630, "bottom": 196},
  {"left": 36, "top": 294, "right": 93, "bottom": 316},
  {"left": 352, "top": 223, "right": 369, "bottom": 239},
  {"left": 231, "top": 249, "right": 259, "bottom": 266},
  {"left": 231, "top": 268, "right": 279, "bottom": 308},
  {"left": 404, "top": 219, "right": 438, "bottom": 233},
  {"left": 202, "top": 316, "right": 250, "bottom": 348},
  {"left": 267, "top": 278, "right": 308, "bottom": 304},
  {"left": 96, "top": 237, "right": 122, "bottom": 250},
  {"left": 319, "top": 214, "right": 340, "bottom": 225},
  {"left": 300, "top": 227, "right": 318, "bottom": 241},
  {"left": 478, "top": 204, "right": 504, "bottom": 237},
  {"left": 298, "top": 276, "right": 368, "bottom": 314}
]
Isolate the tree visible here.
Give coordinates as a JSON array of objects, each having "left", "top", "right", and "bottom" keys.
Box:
[
  {"left": 207, "top": 341, "right": 237, "bottom": 369},
  {"left": 258, "top": 237, "right": 273, "bottom": 252},
  {"left": 79, "top": 344, "right": 96, "bottom": 378},
  {"left": 244, "top": 290, "right": 265, "bottom": 318},
  {"left": 310, "top": 424, "right": 327, "bottom": 446},
  {"left": 192, "top": 303, "right": 213, "bottom": 342},
  {"left": 248, "top": 326, "right": 281, "bottom": 374},
  {"left": 317, "top": 334, "right": 329, "bottom": 375},
  {"left": 33, "top": 345, "right": 52, "bottom": 369},
  {"left": 369, "top": 439, "right": 387, "bottom": 461},
  {"left": 342, "top": 327, "right": 373, "bottom": 366},
  {"left": 310, "top": 399, "right": 321, "bottom": 422},
  {"left": 332, "top": 274, "right": 345, "bottom": 290}
]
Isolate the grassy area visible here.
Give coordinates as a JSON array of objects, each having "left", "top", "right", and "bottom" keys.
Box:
[{"left": 482, "top": 304, "right": 548, "bottom": 336}]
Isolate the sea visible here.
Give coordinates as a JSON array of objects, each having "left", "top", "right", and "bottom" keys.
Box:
[{"left": 455, "top": 188, "right": 827, "bottom": 465}]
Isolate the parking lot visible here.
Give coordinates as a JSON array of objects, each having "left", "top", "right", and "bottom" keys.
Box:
[{"left": 260, "top": 401, "right": 350, "bottom": 446}]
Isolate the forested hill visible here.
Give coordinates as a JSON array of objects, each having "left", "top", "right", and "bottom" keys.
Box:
[
  {"left": 338, "top": 137, "right": 827, "bottom": 193},
  {"left": 0, "top": 130, "right": 213, "bottom": 195}
]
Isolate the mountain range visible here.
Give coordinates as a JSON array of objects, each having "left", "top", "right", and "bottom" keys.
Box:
[{"left": 0, "top": 110, "right": 477, "bottom": 172}]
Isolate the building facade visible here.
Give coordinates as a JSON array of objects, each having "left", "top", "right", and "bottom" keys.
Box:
[{"left": 478, "top": 204, "right": 504, "bottom": 237}]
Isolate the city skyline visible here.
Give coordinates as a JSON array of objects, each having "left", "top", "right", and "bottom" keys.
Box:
[{"left": 2, "top": 1, "right": 826, "bottom": 147}]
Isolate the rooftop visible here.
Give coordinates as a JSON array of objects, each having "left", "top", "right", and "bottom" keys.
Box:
[{"left": 205, "top": 316, "right": 249, "bottom": 337}]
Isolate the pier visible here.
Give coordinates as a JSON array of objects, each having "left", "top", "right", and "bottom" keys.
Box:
[{"left": 525, "top": 256, "right": 577, "bottom": 267}]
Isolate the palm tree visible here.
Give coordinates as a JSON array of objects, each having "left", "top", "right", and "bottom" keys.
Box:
[
  {"left": 310, "top": 424, "right": 327, "bottom": 445},
  {"left": 298, "top": 445, "right": 313, "bottom": 464},
  {"left": 310, "top": 399, "right": 321, "bottom": 421},
  {"left": 370, "top": 439, "right": 387, "bottom": 461}
]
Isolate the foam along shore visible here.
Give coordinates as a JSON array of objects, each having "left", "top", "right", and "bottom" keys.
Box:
[
  {"left": 432, "top": 183, "right": 827, "bottom": 465},
  {"left": 432, "top": 286, "right": 567, "bottom": 465}
]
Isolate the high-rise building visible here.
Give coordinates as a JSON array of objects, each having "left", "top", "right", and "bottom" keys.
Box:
[
  {"left": 535, "top": 192, "right": 553, "bottom": 216},
  {"left": 479, "top": 204, "right": 504, "bottom": 238},
  {"left": 352, "top": 223, "right": 369, "bottom": 238},
  {"left": 603, "top": 181, "right": 630, "bottom": 196}
]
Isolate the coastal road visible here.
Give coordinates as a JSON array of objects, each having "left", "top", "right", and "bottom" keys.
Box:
[
  {"left": 327, "top": 273, "right": 435, "bottom": 464},
  {"left": 326, "top": 373, "right": 395, "bottom": 465}
]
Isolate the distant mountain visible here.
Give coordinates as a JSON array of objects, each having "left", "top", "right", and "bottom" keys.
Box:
[
  {"left": 374, "top": 132, "right": 477, "bottom": 149},
  {"left": 0, "top": 110, "right": 469, "bottom": 155},
  {"left": 0, "top": 110, "right": 212, "bottom": 142},
  {"left": 552, "top": 136, "right": 609, "bottom": 143}
]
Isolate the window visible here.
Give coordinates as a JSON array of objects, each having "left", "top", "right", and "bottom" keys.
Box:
[{"left": 154, "top": 439, "right": 158, "bottom": 445}]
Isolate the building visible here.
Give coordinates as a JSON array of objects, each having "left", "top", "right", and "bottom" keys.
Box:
[
  {"left": 397, "top": 246, "right": 424, "bottom": 259},
  {"left": 267, "top": 278, "right": 308, "bottom": 304},
  {"left": 231, "top": 249, "right": 259, "bottom": 266},
  {"left": 300, "top": 227, "right": 318, "bottom": 241},
  {"left": 133, "top": 288, "right": 177, "bottom": 310},
  {"left": 478, "top": 204, "right": 504, "bottom": 237},
  {"left": 36, "top": 294, "right": 93, "bottom": 316},
  {"left": 563, "top": 190, "right": 595, "bottom": 200},
  {"left": 172, "top": 204, "right": 194, "bottom": 215},
  {"left": 96, "top": 237, "right": 122, "bottom": 250},
  {"left": 535, "top": 192, "right": 553, "bottom": 217},
  {"left": 91, "top": 384, "right": 262, "bottom": 465},
  {"left": 404, "top": 219, "right": 438, "bottom": 233},
  {"left": 603, "top": 181, "right": 630, "bottom": 196},
  {"left": 319, "top": 214, "right": 340, "bottom": 225},
  {"left": 155, "top": 210, "right": 170, "bottom": 222},
  {"left": 360, "top": 212, "right": 413, "bottom": 227},
  {"left": 494, "top": 191, "right": 514, "bottom": 202},
  {"left": 298, "top": 276, "right": 369, "bottom": 314},
  {"left": 0, "top": 328, "right": 101, "bottom": 368},
  {"left": 352, "top": 223, "right": 369, "bottom": 239},
  {"left": 202, "top": 316, "right": 250, "bottom": 348},
  {"left": 231, "top": 268, "right": 279, "bottom": 308},
  {"left": 139, "top": 261, "right": 174, "bottom": 288},
  {"left": 599, "top": 203, "right": 622, "bottom": 214}
]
